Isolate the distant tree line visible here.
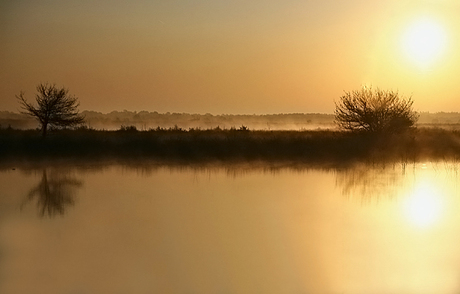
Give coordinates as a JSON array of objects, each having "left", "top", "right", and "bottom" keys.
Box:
[{"left": 4, "top": 83, "right": 460, "bottom": 134}]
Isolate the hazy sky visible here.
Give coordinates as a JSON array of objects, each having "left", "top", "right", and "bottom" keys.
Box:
[{"left": 2, "top": 0, "right": 460, "bottom": 114}]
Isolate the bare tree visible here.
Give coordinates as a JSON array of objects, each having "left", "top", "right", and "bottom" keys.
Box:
[
  {"left": 334, "top": 87, "right": 418, "bottom": 134},
  {"left": 16, "top": 83, "right": 85, "bottom": 137}
]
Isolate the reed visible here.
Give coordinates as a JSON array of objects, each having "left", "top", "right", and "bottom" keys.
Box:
[{"left": 1, "top": 126, "right": 460, "bottom": 165}]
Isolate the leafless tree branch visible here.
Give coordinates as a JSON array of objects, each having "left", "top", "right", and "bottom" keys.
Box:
[
  {"left": 334, "top": 87, "right": 419, "bottom": 134},
  {"left": 16, "top": 83, "right": 85, "bottom": 137}
]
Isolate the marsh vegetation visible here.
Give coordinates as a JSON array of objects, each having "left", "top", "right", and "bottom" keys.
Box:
[{"left": 2, "top": 126, "right": 460, "bottom": 165}]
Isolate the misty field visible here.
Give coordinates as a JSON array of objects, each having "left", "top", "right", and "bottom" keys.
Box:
[{"left": 2, "top": 126, "right": 460, "bottom": 166}]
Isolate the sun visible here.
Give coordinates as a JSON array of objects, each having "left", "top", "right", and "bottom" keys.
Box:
[{"left": 401, "top": 17, "right": 447, "bottom": 69}]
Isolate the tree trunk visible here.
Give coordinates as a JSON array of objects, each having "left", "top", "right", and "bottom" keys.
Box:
[{"left": 42, "top": 122, "right": 48, "bottom": 137}]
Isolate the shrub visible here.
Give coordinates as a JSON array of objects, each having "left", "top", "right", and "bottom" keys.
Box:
[
  {"left": 334, "top": 87, "right": 418, "bottom": 134},
  {"left": 119, "top": 125, "right": 138, "bottom": 132}
]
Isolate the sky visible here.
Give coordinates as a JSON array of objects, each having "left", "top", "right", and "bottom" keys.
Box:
[{"left": 1, "top": 0, "right": 460, "bottom": 114}]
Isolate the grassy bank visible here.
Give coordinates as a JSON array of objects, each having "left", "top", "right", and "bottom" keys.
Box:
[{"left": 1, "top": 127, "right": 460, "bottom": 165}]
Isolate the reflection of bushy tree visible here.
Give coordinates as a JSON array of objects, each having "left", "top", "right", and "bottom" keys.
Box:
[
  {"left": 21, "top": 169, "right": 82, "bottom": 217},
  {"left": 336, "top": 164, "right": 406, "bottom": 202}
]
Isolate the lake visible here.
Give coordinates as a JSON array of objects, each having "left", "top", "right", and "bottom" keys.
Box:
[{"left": 1, "top": 161, "right": 460, "bottom": 294}]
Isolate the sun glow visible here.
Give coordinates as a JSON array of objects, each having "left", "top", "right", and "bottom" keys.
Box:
[
  {"left": 401, "top": 17, "right": 447, "bottom": 69},
  {"left": 403, "top": 181, "right": 444, "bottom": 228}
]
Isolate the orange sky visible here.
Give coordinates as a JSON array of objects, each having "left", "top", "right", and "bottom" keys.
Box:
[{"left": 1, "top": 0, "right": 460, "bottom": 114}]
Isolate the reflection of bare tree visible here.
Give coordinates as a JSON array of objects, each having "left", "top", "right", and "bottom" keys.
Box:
[
  {"left": 21, "top": 169, "right": 82, "bottom": 217},
  {"left": 336, "top": 163, "right": 408, "bottom": 203}
]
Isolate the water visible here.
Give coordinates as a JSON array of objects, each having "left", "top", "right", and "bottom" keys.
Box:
[{"left": 1, "top": 162, "right": 460, "bottom": 294}]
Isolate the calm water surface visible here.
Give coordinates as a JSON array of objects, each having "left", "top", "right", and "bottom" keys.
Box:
[{"left": 1, "top": 162, "right": 460, "bottom": 294}]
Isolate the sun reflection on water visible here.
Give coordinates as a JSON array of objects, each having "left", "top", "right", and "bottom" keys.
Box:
[
  {"left": 336, "top": 162, "right": 454, "bottom": 230},
  {"left": 403, "top": 181, "right": 444, "bottom": 228}
]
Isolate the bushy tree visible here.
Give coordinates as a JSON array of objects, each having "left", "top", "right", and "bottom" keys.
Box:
[
  {"left": 17, "top": 83, "right": 85, "bottom": 137},
  {"left": 334, "top": 87, "right": 418, "bottom": 133}
]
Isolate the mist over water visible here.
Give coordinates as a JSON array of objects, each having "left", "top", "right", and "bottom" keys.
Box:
[
  {"left": 3, "top": 110, "right": 460, "bottom": 131},
  {"left": 1, "top": 161, "right": 460, "bottom": 293},
  {"left": 0, "top": 111, "right": 336, "bottom": 131}
]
